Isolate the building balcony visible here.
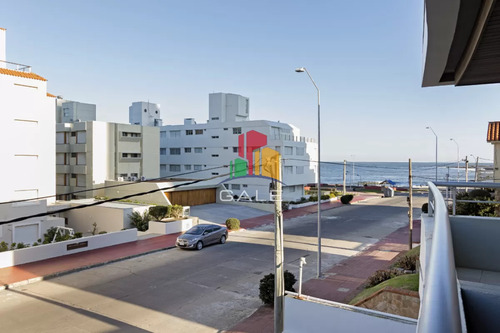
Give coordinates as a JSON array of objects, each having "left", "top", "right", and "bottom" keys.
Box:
[
  {"left": 71, "top": 143, "right": 87, "bottom": 153},
  {"left": 56, "top": 145, "right": 70, "bottom": 153},
  {"left": 56, "top": 164, "right": 70, "bottom": 173},
  {"left": 71, "top": 165, "right": 87, "bottom": 174},
  {"left": 120, "top": 157, "right": 141, "bottom": 163}
]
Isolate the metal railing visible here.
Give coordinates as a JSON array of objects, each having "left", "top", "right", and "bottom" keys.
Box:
[
  {"left": 434, "top": 181, "right": 500, "bottom": 215},
  {"left": 417, "top": 182, "right": 463, "bottom": 332},
  {"left": 0, "top": 59, "right": 32, "bottom": 72}
]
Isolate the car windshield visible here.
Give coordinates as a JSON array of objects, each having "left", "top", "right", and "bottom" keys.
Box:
[{"left": 185, "top": 226, "right": 205, "bottom": 235}]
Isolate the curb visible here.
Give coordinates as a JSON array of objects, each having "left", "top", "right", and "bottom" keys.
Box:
[{"left": 0, "top": 245, "right": 177, "bottom": 291}]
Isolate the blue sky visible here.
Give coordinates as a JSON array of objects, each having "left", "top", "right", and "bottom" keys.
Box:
[{"left": 2, "top": 0, "right": 498, "bottom": 162}]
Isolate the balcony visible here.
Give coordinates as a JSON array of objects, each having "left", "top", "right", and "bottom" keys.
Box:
[
  {"left": 56, "top": 164, "right": 70, "bottom": 173},
  {"left": 56, "top": 145, "right": 70, "bottom": 153},
  {"left": 71, "top": 165, "right": 87, "bottom": 174},
  {"left": 418, "top": 182, "right": 500, "bottom": 332}
]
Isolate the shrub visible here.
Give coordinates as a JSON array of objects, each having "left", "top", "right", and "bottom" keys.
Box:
[
  {"left": 16, "top": 242, "right": 28, "bottom": 249},
  {"left": 32, "top": 242, "right": 39, "bottom": 247},
  {"left": 259, "top": 270, "right": 297, "bottom": 305},
  {"left": 320, "top": 194, "right": 330, "bottom": 200},
  {"left": 225, "top": 218, "right": 240, "bottom": 231},
  {"left": 149, "top": 205, "right": 171, "bottom": 220},
  {"left": 129, "top": 211, "right": 150, "bottom": 231},
  {"left": 421, "top": 203, "right": 428, "bottom": 213},
  {"left": 0, "top": 241, "right": 8, "bottom": 252},
  {"left": 366, "top": 269, "right": 400, "bottom": 288},
  {"left": 308, "top": 196, "right": 318, "bottom": 202},
  {"left": 169, "top": 205, "right": 184, "bottom": 219},
  {"left": 341, "top": 194, "right": 354, "bottom": 204},
  {"left": 74, "top": 232, "right": 83, "bottom": 238},
  {"left": 455, "top": 190, "right": 499, "bottom": 217},
  {"left": 99, "top": 231, "right": 107, "bottom": 234},
  {"left": 282, "top": 201, "right": 290, "bottom": 211},
  {"left": 394, "top": 254, "right": 419, "bottom": 271},
  {"left": 43, "top": 227, "right": 73, "bottom": 244},
  {"left": 330, "top": 190, "right": 341, "bottom": 198}
]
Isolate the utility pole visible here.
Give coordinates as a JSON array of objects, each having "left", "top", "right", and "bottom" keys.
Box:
[
  {"left": 343, "top": 160, "right": 346, "bottom": 195},
  {"left": 273, "top": 158, "right": 284, "bottom": 333},
  {"left": 408, "top": 159, "right": 413, "bottom": 250},
  {"left": 465, "top": 156, "right": 469, "bottom": 182},
  {"left": 474, "top": 156, "right": 479, "bottom": 182}
]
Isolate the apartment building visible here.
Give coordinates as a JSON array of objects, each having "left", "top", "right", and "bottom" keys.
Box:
[
  {"left": 56, "top": 121, "right": 160, "bottom": 200},
  {"left": 56, "top": 98, "right": 96, "bottom": 123},
  {"left": 0, "top": 28, "right": 64, "bottom": 244},
  {"left": 160, "top": 93, "right": 317, "bottom": 201}
]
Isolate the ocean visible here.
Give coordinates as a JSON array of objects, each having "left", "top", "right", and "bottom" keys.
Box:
[{"left": 320, "top": 161, "right": 493, "bottom": 187}]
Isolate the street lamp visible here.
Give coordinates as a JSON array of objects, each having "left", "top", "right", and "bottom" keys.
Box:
[
  {"left": 296, "top": 67, "right": 322, "bottom": 278},
  {"left": 450, "top": 138, "right": 460, "bottom": 181},
  {"left": 426, "top": 126, "right": 438, "bottom": 181}
]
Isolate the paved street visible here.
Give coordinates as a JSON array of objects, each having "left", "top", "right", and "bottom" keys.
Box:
[{"left": 0, "top": 195, "right": 426, "bottom": 332}]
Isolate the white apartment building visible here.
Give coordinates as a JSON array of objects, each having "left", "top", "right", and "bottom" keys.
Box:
[
  {"left": 129, "top": 101, "right": 162, "bottom": 127},
  {"left": 0, "top": 28, "right": 64, "bottom": 244},
  {"left": 56, "top": 98, "right": 96, "bottom": 123},
  {"left": 56, "top": 121, "right": 160, "bottom": 200},
  {"left": 160, "top": 93, "right": 317, "bottom": 201}
]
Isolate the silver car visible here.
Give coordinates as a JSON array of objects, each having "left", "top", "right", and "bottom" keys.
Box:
[{"left": 176, "top": 224, "right": 228, "bottom": 250}]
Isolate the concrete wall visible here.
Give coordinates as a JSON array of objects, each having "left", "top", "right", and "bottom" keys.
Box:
[
  {"left": 284, "top": 294, "right": 417, "bottom": 333},
  {"left": 0, "top": 229, "right": 137, "bottom": 268},
  {"left": 64, "top": 203, "right": 151, "bottom": 233},
  {"left": 354, "top": 287, "right": 420, "bottom": 319},
  {"left": 450, "top": 215, "right": 500, "bottom": 271},
  {"left": 148, "top": 218, "right": 194, "bottom": 234}
]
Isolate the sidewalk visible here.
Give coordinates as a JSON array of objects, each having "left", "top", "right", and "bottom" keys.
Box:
[
  {"left": 0, "top": 194, "right": 378, "bottom": 290},
  {"left": 229, "top": 219, "right": 421, "bottom": 333}
]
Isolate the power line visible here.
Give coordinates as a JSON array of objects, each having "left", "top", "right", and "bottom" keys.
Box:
[{"left": 1, "top": 172, "right": 231, "bottom": 225}]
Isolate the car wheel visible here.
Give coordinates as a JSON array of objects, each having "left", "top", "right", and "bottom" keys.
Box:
[
  {"left": 196, "top": 241, "right": 203, "bottom": 250},
  {"left": 220, "top": 235, "right": 226, "bottom": 244}
]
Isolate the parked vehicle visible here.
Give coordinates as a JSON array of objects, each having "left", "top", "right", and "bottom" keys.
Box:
[{"left": 176, "top": 224, "right": 228, "bottom": 250}]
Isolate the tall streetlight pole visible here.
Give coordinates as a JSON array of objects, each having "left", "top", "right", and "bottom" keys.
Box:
[
  {"left": 450, "top": 138, "right": 460, "bottom": 181},
  {"left": 426, "top": 126, "right": 438, "bottom": 181},
  {"left": 296, "top": 67, "right": 322, "bottom": 278}
]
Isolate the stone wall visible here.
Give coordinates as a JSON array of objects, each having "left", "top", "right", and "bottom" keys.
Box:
[{"left": 354, "top": 287, "right": 420, "bottom": 319}]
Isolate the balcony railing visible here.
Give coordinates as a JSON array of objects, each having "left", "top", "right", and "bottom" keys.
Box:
[
  {"left": 0, "top": 60, "right": 32, "bottom": 72},
  {"left": 418, "top": 182, "right": 463, "bottom": 332}
]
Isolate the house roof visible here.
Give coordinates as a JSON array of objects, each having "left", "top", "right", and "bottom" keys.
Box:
[
  {"left": 0, "top": 67, "right": 47, "bottom": 81},
  {"left": 487, "top": 122, "right": 500, "bottom": 142},
  {"left": 423, "top": 0, "right": 500, "bottom": 87},
  {"left": 46, "top": 92, "right": 56, "bottom": 97}
]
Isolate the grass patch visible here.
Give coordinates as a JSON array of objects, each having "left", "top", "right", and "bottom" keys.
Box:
[{"left": 349, "top": 273, "right": 419, "bottom": 305}]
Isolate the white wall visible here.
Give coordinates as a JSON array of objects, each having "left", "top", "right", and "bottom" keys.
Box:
[
  {"left": 284, "top": 295, "right": 417, "bottom": 333},
  {"left": 0, "top": 229, "right": 137, "bottom": 269}
]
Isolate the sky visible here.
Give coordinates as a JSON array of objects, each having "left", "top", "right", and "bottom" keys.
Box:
[{"left": 2, "top": 0, "right": 499, "bottom": 163}]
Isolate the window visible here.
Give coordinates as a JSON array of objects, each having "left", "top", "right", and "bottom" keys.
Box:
[
  {"left": 275, "top": 146, "right": 281, "bottom": 153},
  {"left": 160, "top": 148, "right": 166, "bottom": 155},
  {"left": 284, "top": 166, "right": 293, "bottom": 174},
  {"left": 211, "top": 136, "right": 219, "bottom": 139},
  {"left": 160, "top": 131, "right": 166, "bottom": 138},
  {"left": 169, "top": 164, "right": 181, "bottom": 172},
  {"left": 122, "top": 132, "right": 128, "bottom": 137},
  {"left": 170, "top": 130, "right": 181, "bottom": 138},
  {"left": 71, "top": 132, "right": 77, "bottom": 137},
  {"left": 184, "top": 147, "right": 192, "bottom": 153},
  {"left": 186, "top": 129, "right": 193, "bottom": 135},
  {"left": 131, "top": 153, "right": 141, "bottom": 158},
  {"left": 119, "top": 173, "right": 128, "bottom": 178},
  {"left": 224, "top": 128, "right": 228, "bottom": 131},
  {"left": 71, "top": 174, "right": 77, "bottom": 178},
  {"left": 296, "top": 166, "right": 304, "bottom": 174},
  {"left": 288, "top": 186, "right": 296, "bottom": 193},
  {"left": 71, "top": 153, "right": 77, "bottom": 158},
  {"left": 233, "top": 127, "right": 242, "bottom": 134},
  {"left": 243, "top": 184, "right": 248, "bottom": 188},
  {"left": 212, "top": 172, "right": 219, "bottom": 175},
  {"left": 160, "top": 165, "right": 166, "bottom": 173},
  {"left": 211, "top": 117, "right": 219, "bottom": 120},
  {"left": 223, "top": 147, "right": 228, "bottom": 150},
  {"left": 195, "top": 129, "right": 203, "bottom": 135},
  {"left": 194, "top": 147, "right": 202, "bottom": 153},
  {"left": 296, "top": 147, "right": 305, "bottom": 156},
  {"left": 122, "top": 153, "right": 128, "bottom": 158},
  {"left": 131, "top": 173, "right": 138, "bottom": 177},
  {"left": 184, "top": 165, "right": 192, "bottom": 171},
  {"left": 194, "top": 165, "right": 202, "bottom": 171},
  {"left": 233, "top": 147, "right": 239, "bottom": 153},
  {"left": 284, "top": 146, "right": 293, "bottom": 155},
  {"left": 212, "top": 154, "right": 219, "bottom": 157},
  {"left": 170, "top": 148, "right": 181, "bottom": 155},
  {"left": 231, "top": 184, "right": 241, "bottom": 190}
]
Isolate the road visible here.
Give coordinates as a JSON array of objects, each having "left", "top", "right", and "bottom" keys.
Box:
[{"left": 0, "top": 195, "right": 426, "bottom": 332}]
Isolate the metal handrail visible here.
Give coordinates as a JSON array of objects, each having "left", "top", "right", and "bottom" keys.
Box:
[{"left": 417, "top": 182, "right": 463, "bottom": 332}]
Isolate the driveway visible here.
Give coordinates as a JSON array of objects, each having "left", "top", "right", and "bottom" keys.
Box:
[{"left": 189, "top": 203, "right": 270, "bottom": 225}]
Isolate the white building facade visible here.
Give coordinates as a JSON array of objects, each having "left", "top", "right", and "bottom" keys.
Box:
[
  {"left": 160, "top": 93, "right": 317, "bottom": 201},
  {"left": 129, "top": 101, "right": 162, "bottom": 127},
  {"left": 56, "top": 121, "right": 160, "bottom": 200},
  {"left": 0, "top": 27, "right": 64, "bottom": 244},
  {"left": 56, "top": 98, "right": 96, "bottom": 123}
]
